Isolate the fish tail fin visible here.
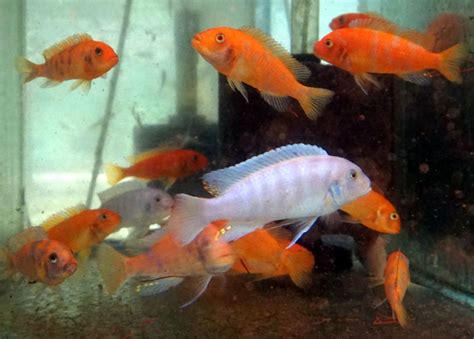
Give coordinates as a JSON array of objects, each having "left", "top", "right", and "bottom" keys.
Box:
[
  {"left": 96, "top": 244, "right": 129, "bottom": 294},
  {"left": 298, "top": 86, "right": 334, "bottom": 121},
  {"left": 166, "top": 194, "right": 209, "bottom": 245},
  {"left": 283, "top": 248, "right": 315, "bottom": 289},
  {"left": 439, "top": 43, "right": 468, "bottom": 84},
  {"left": 0, "top": 248, "right": 13, "bottom": 280},
  {"left": 104, "top": 164, "right": 125, "bottom": 185},
  {"left": 15, "top": 57, "right": 40, "bottom": 83},
  {"left": 393, "top": 302, "right": 410, "bottom": 329}
]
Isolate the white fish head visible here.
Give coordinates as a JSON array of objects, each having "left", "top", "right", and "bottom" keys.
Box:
[
  {"left": 328, "top": 158, "right": 371, "bottom": 207},
  {"left": 142, "top": 188, "right": 175, "bottom": 223}
]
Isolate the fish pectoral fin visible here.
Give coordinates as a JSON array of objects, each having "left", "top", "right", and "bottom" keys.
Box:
[
  {"left": 41, "top": 79, "right": 62, "bottom": 88},
  {"left": 328, "top": 181, "right": 344, "bottom": 206},
  {"left": 260, "top": 92, "right": 292, "bottom": 112},
  {"left": 398, "top": 71, "right": 432, "bottom": 85},
  {"left": 70, "top": 79, "right": 91, "bottom": 93},
  {"left": 135, "top": 276, "right": 185, "bottom": 296},
  {"left": 354, "top": 73, "right": 382, "bottom": 95},
  {"left": 178, "top": 275, "right": 213, "bottom": 308},
  {"left": 162, "top": 177, "right": 177, "bottom": 190},
  {"left": 227, "top": 78, "right": 249, "bottom": 103},
  {"left": 269, "top": 217, "right": 318, "bottom": 248}
]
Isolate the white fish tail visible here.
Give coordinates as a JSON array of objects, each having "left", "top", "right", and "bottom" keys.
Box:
[{"left": 166, "top": 194, "right": 210, "bottom": 245}]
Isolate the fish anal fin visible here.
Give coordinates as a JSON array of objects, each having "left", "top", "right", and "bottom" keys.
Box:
[
  {"left": 202, "top": 144, "right": 328, "bottom": 195},
  {"left": 240, "top": 26, "right": 311, "bottom": 82},
  {"left": 70, "top": 79, "right": 91, "bottom": 93},
  {"left": 126, "top": 147, "right": 174, "bottom": 164},
  {"left": 41, "top": 80, "right": 62, "bottom": 88},
  {"left": 178, "top": 275, "right": 212, "bottom": 308},
  {"left": 260, "top": 93, "right": 292, "bottom": 112},
  {"left": 227, "top": 78, "right": 248, "bottom": 103},
  {"left": 135, "top": 276, "right": 184, "bottom": 296},
  {"left": 7, "top": 227, "right": 47, "bottom": 253},
  {"left": 43, "top": 33, "right": 93, "bottom": 60},
  {"left": 399, "top": 71, "right": 432, "bottom": 85},
  {"left": 354, "top": 73, "right": 382, "bottom": 95},
  {"left": 42, "top": 204, "right": 87, "bottom": 231}
]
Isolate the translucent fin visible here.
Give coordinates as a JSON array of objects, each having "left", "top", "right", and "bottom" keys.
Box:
[
  {"left": 298, "top": 86, "right": 334, "bottom": 120},
  {"left": 41, "top": 79, "right": 62, "bottom": 88},
  {"left": 96, "top": 244, "right": 129, "bottom": 294},
  {"left": 202, "top": 144, "right": 327, "bottom": 195},
  {"left": 354, "top": 73, "right": 382, "bottom": 95},
  {"left": 42, "top": 204, "right": 87, "bottom": 231},
  {"left": 179, "top": 275, "right": 212, "bottom": 308},
  {"left": 104, "top": 164, "right": 125, "bottom": 185},
  {"left": 162, "top": 177, "right": 177, "bottom": 190},
  {"left": 227, "top": 78, "right": 249, "bottom": 103},
  {"left": 7, "top": 227, "right": 47, "bottom": 253},
  {"left": 70, "top": 79, "right": 91, "bottom": 92},
  {"left": 286, "top": 217, "right": 318, "bottom": 248},
  {"left": 126, "top": 147, "right": 173, "bottom": 164},
  {"left": 399, "top": 30, "right": 435, "bottom": 50},
  {"left": 398, "top": 72, "right": 432, "bottom": 85},
  {"left": 135, "top": 276, "right": 184, "bottom": 296},
  {"left": 393, "top": 302, "right": 410, "bottom": 328},
  {"left": 240, "top": 26, "right": 311, "bottom": 82},
  {"left": 348, "top": 17, "right": 399, "bottom": 34},
  {"left": 260, "top": 93, "right": 292, "bottom": 112},
  {"left": 438, "top": 43, "right": 468, "bottom": 84},
  {"left": 98, "top": 181, "right": 147, "bottom": 203},
  {"left": 43, "top": 33, "right": 92, "bottom": 60},
  {"left": 15, "top": 57, "right": 39, "bottom": 83},
  {"left": 284, "top": 244, "right": 314, "bottom": 289}
]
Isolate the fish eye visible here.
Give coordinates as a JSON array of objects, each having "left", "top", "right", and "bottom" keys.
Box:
[
  {"left": 325, "top": 39, "right": 334, "bottom": 48},
  {"left": 339, "top": 16, "right": 345, "bottom": 23},
  {"left": 155, "top": 196, "right": 161, "bottom": 202},
  {"left": 192, "top": 155, "right": 199, "bottom": 162},
  {"left": 100, "top": 213, "right": 108, "bottom": 221},
  {"left": 215, "top": 33, "right": 225, "bottom": 44},
  {"left": 349, "top": 169, "right": 358, "bottom": 180},
  {"left": 49, "top": 253, "right": 58, "bottom": 264},
  {"left": 95, "top": 47, "right": 103, "bottom": 56},
  {"left": 390, "top": 213, "right": 399, "bottom": 220}
]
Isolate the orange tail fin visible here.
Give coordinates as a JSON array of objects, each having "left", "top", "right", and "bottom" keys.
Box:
[
  {"left": 15, "top": 57, "right": 40, "bottom": 83},
  {"left": 438, "top": 43, "right": 468, "bottom": 83},
  {"left": 104, "top": 164, "right": 125, "bottom": 185},
  {"left": 298, "top": 86, "right": 334, "bottom": 121},
  {"left": 393, "top": 302, "right": 410, "bottom": 329},
  {"left": 96, "top": 244, "right": 129, "bottom": 294},
  {"left": 283, "top": 246, "right": 315, "bottom": 289}
]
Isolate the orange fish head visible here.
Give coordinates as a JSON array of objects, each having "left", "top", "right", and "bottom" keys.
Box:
[
  {"left": 39, "top": 240, "right": 77, "bottom": 285},
  {"left": 330, "top": 13, "right": 353, "bottom": 30},
  {"left": 84, "top": 41, "right": 119, "bottom": 77},
  {"left": 314, "top": 32, "right": 348, "bottom": 68},
  {"left": 90, "top": 209, "right": 122, "bottom": 241},
  {"left": 192, "top": 27, "right": 236, "bottom": 71},
  {"left": 197, "top": 223, "right": 235, "bottom": 274},
  {"left": 375, "top": 205, "right": 401, "bottom": 234},
  {"left": 186, "top": 151, "right": 209, "bottom": 173}
]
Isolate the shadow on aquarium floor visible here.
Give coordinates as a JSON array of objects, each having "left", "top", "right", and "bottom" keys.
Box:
[{"left": 1, "top": 260, "right": 473, "bottom": 338}]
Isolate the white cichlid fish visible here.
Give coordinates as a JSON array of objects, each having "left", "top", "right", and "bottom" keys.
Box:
[{"left": 167, "top": 144, "right": 371, "bottom": 246}]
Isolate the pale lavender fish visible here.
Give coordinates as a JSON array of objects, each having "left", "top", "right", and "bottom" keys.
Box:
[{"left": 166, "top": 144, "right": 371, "bottom": 246}]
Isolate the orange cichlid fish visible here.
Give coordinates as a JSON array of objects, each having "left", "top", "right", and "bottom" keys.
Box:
[
  {"left": 315, "top": 18, "right": 468, "bottom": 94},
  {"left": 96, "top": 221, "right": 235, "bottom": 307},
  {"left": 329, "top": 12, "right": 395, "bottom": 31},
  {"left": 384, "top": 250, "right": 410, "bottom": 328},
  {"left": 43, "top": 204, "right": 121, "bottom": 258},
  {"left": 230, "top": 228, "right": 314, "bottom": 288},
  {"left": 104, "top": 148, "right": 208, "bottom": 187},
  {"left": 339, "top": 190, "right": 401, "bottom": 234},
  {"left": 16, "top": 33, "right": 118, "bottom": 91},
  {"left": 192, "top": 26, "right": 334, "bottom": 120},
  {"left": 0, "top": 227, "right": 77, "bottom": 285}
]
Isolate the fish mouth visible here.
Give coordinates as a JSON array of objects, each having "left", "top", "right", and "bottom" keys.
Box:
[
  {"left": 110, "top": 55, "right": 119, "bottom": 66},
  {"left": 64, "top": 262, "right": 77, "bottom": 275},
  {"left": 191, "top": 35, "right": 205, "bottom": 52}
]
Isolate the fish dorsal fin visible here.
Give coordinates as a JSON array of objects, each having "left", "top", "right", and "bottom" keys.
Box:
[
  {"left": 203, "top": 144, "right": 327, "bottom": 196},
  {"left": 126, "top": 147, "right": 173, "bottom": 164},
  {"left": 42, "top": 204, "right": 88, "bottom": 231},
  {"left": 98, "top": 180, "right": 148, "bottom": 203},
  {"left": 349, "top": 19, "right": 434, "bottom": 50},
  {"left": 43, "top": 33, "right": 92, "bottom": 60},
  {"left": 7, "top": 226, "right": 47, "bottom": 253},
  {"left": 239, "top": 26, "right": 311, "bottom": 82}
]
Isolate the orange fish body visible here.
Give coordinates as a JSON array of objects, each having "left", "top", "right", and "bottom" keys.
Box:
[
  {"left": 339, "top": 190, "right": 400, "bottom": 234},
  {"left": 0, "top": 227, "right": 77, "bottom": 285},
  {"left": 384, "top": 250, "right": 410, "bottom": 328},
  {"left": 230, "top": 229, "right": 314, "bottom": 288},
  {"left": 16, "top": 33, "right": 118, "bottom": 91},
  {"left": 104, "top": 148, "right": 208, "bottom": 186},
  {"left": 44, "top": 205, "right": 121, "bottom": 255},
  {"left": 192, "top": 26, "right": 334, "bottom": 120},
  {"left": 315, "top": 20, "right": 467, "bottom": 93}
]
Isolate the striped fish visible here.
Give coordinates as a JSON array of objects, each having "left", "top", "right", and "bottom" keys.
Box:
[{"left": 166, "top": 144, "right": 371, "bottom": 246}]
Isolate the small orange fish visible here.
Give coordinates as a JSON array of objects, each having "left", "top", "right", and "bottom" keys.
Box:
[
  {"left": 43, "top": 204, "right": 121, "bottom": 257},
  {"left": 96, "top": 222, "right": 234, "bottom": 306},
  {"left": 315, "top": 18, "right": 467, "bottom": 94},
  {"left": 104, "top": 148, "right": 208, "bottom": 187},
  {"left": 339, "top": 190, "right": 401, "bottom": 234},
  {"left": 384, "top": 250, "right": 410, "bottom": 328},
  {"left": 329, "top": 12, "right": 393, "bottom": 31},
  {"left": 230, "top": 228, "right": 314, "bottom": 288},
  {"left": 16, "top": 33, "right": 118, "bottom": 91},
  {"left": 0, "top": 227, "right": 77, "bottom": 285},
  {"left": 192, "top": 26, "right": 334, "bottom": 120}
]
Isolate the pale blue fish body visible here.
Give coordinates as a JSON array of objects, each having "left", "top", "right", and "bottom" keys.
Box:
[{"left": 166, "top": 144, "right": 372, "bottom": 246}]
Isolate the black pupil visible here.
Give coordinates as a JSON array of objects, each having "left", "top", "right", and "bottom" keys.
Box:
[
  {"left": 217, "top": 34, "right": 223, "bottom": 41},
  {"left": 326, "top": 40, "right": 331, "bottom": 46},
  {"left": 351, "top": 170, "right": 357, "bottom": 179},
  {"left": 95, "top": 47, "right": 103, "bottom": 55},
  {"left": 155, "top": 196, "right": 161, "bottom": 202},
  {"left": 193, "top": 155, "right": 198, "bottom": 161},
  {"left": 101, "top": 214, "right": 107, "bottom": 220},
  {"left": 49, "top": 253, "right": 58, "bottom": 263}
]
